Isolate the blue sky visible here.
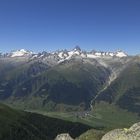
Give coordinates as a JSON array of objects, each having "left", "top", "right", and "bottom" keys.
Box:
[{"left": 0, "top": 0, "right": 140, "bottom": 54}]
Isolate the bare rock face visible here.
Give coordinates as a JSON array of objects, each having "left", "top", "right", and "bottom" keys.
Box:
[
  {"left": 55, "top": 133, "right": 74, "bottom": 140},
  {"left": 101, "top": 122, "right": 140, "bottom": 140}
]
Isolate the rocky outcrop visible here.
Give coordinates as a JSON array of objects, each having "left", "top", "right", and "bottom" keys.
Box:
[
  {"left": 101, "top": 122, "right": 140, "bottom": 140},
  {"left": 55, "top": 123, "right": 140, "bottom": 140},
  {"left": 55, "top": 133, "right": 74, "bottom": 140}
]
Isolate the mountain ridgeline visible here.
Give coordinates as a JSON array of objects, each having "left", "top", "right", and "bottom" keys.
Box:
[{"left": 0, "top": 48, "right": 140, "bottom": 115}]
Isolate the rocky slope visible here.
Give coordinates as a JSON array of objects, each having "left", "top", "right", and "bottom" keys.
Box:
[
  {"left": 101, "top": 122, "right": 140, "bottom": 140},
  {"left": 55, "top": 122, "right": 140, "bottom": 140}
]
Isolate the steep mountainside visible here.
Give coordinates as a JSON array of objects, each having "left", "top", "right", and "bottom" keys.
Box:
[
  {"left": 96, "top": 59, "right": 140, "bottom": 114},
  {"left": 2, "top": 59, "right": 110, "bottom": 111}
]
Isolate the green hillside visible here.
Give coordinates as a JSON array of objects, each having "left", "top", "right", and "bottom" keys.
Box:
[{"left": 0, "top": 103, "right": 91, "bottom": 140}]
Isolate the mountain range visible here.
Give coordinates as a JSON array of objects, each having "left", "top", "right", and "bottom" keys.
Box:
[
  {"left": 1, "top": 46, "right": 127, "bottom": 61},
  {"left": 0, "top": 47, "right": 139, "bottom": 115}
]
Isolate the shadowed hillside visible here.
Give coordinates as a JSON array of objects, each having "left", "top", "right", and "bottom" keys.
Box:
[{"left": 0, "top": 103, "right": 91, "bottom": 140}]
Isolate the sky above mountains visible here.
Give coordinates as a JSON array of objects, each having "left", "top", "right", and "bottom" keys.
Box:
[{"left": 0, "top": 0, "right": 140, "bottom": 54}]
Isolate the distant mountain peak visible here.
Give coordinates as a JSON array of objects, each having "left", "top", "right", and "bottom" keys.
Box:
[
  {"left": 115, "top": 50, "right": 128, "bottom": 57},
  {"left": 73, "top": 46, "right": 81, "bottom": 51},
  {"left": 10, "top": 49, "right": 33, "bottom": 57}
]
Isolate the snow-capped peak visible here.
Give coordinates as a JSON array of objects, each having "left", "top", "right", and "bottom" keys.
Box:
[
  {"left": 10, "top": 49, "right": 33, "bottom": 57},
  {"left": 115, "top": 51, "right": 128, "bottom": 57}
]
